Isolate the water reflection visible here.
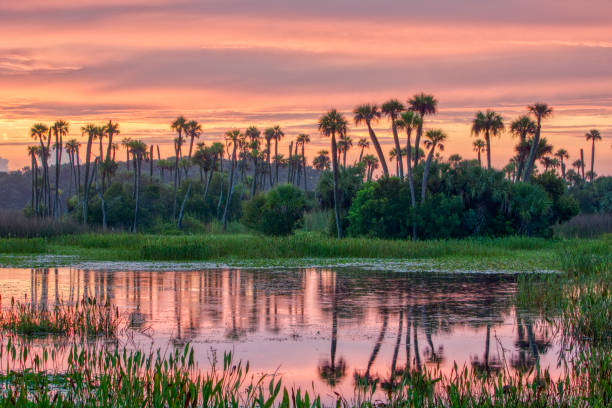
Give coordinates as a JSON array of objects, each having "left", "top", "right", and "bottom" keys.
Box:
[{"left": 0, "top": 267, "right": 560, "bottom": 398}]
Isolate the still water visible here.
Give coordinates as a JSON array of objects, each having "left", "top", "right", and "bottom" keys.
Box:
[{"left": 0, "top": 267, "right": 561, "bottom": 399}]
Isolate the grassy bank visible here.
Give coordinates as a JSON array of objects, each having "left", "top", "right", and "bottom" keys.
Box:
[{"left": 0, "top": 233, "right": 609, "bottom": 271}]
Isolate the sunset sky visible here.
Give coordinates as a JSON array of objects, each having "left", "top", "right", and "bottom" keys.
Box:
[{"left": 0, "top": 0, "right": 610, "bottom": 173}]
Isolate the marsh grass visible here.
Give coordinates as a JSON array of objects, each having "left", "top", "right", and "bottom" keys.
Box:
[
  {"left": 0, "top": 210, "right": 85, "bottom": 238},
  {"left": 0, "top": 297, "right": 120, "bottom": 338},
  {"left": 554, "top": 213, "right": 612, "bottom": 238},
  {"left": 0, "top": 339, "right": 609, "bottom": 407},
  {"left": 46, "top": 233, "right": 573, "bottom": 263}
]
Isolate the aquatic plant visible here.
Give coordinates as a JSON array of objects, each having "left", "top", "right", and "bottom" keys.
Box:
[{"left": 0, "top": 297, "right": 120, "bottom": 338}]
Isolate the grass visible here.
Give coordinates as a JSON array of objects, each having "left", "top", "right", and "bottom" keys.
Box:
[
  {"left": 0, "top": 297, "right": 121, "bottom": 337},
  {"left": 0, "top": 210, "right": 86, "bottom": 238},
  {"left": 554, "top": 213, "right": 612, "bottom": 238},
  {"left": 1, "top": 233, "right": 608, "bottom": 273}
]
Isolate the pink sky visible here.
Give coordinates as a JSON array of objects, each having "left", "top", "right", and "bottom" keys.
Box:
[{"left": 0, "top": 0, "right": 610, "bottom": 173}]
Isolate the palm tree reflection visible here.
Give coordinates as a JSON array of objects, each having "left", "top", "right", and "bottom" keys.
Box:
[{"left": 318, "top": 277, "right": 346, "bottom": 387}]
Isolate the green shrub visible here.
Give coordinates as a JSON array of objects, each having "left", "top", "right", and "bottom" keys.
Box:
[{"left": 242, "top": 184, "right": 307, "bottom": 236}]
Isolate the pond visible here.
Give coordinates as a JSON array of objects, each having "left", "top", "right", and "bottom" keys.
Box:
[{"left": 0, "top": 266, "right": 562, "bottom": 400}]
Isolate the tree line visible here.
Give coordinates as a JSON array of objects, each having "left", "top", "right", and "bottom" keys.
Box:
[{"left": 24, "top": 93, "right": 604, "bottom": 237}]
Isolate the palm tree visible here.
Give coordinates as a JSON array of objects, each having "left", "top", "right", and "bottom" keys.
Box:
[
  {"left": 245, "top": 126, "right": 262, "bottom": 195},
  {"left": 222, "top": 129, "right": 243, "bottom": 230},
  {"left": 317, "top": 280, "right": 347, "bottom": 387},
  {"left": 103, "top": 120, "right": 120, "bottom": 166},
  {"left": 580, "top": 149, "right": 586, "bottom": 180},
  {"left": 129, "top": 140, "right": 148, "bottom": 233},
  {"left": 555, "top": 149, "right": 569, "bottom": 179},
  {"left": 52, "top": 120, "right": 69, "bottom": 218},
  {"left": 80, "top": 124, "right": 96, "bottom": 224},
  {"left": 357, "top": 138, "right": 369, "bottom": 163},
  {"left": 585, "top": 129, "right": 602, "bottom": 182},
  {"left": 572, "top": 159, "right": 584, "bottom": 181},
  {"left": 27, "top": 146, "right": 40, "bottom": 213},
  {"left": 186, "top": 120, "right": 202, "bottom": 161},
  {"left": 121, "top": 137, "right": 132, "bottom": 170},
  {"left": 362, "top": 154, "right": 379, "bottom": 181},
  {"left": 354, "top": 104, "right": 388, "bottom": 176},
  {"left": 471, "top": 110, "right": 504, "bottom": 170},
  {"left": 64, "top": 139, "right": 81, "bottom": 202},
  {"left": 382, "top": 99, "right": 405, "bottom": 178},
  {"left": 473, "top": 139, "right": 486, "bottom": 167},
  {"left": 171, "top": 116, "right": 187, "bottom": 217},
  {"left": 540, "top": 156, "right": 558, "bottom": 173},
  {"left": 510, "top": 116, "right": 536, "bottom": 177},
  {"left": 319, "top": 109, "right": 348, "bottom": 238},
  {"left": 312, "top": 150, "right": 331, "bottom": 171},
  {"left": 30, "top": 123, "right": 50, "bottom": 215},
  {"left": 263, "top": 127, "right": 275, "bottom": 188},
  {"left": 270, "top": 125, "right": 284, "bottom": 185},
  {"left": 523, "top": 103, "right": 553, "bottom": 181},
  {"left": 338, "top": 134, "right": 352, "bottom": 167},
  {"left": 389, "top": 147, "right": 399, "bottom": 175},
  {"left": 296, "top": 133, "right": 310, "bottom": 191},
  {"left": 408, "top": 93, "right": 438, "bottom": 167},
  {"left": 395, "top": 111, "right": 421, "bottom": 239},
  {"left": 421, "top": 129, "right": 447, "bottom": 202}
]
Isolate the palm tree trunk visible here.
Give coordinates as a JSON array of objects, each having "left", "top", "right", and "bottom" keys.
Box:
[
  {"left": 414, "top": 122, "right": 423, "bottom": 168},
  {"left": 366, "top": 121, "right": 389, "bottom": 177},
  {"left": 477, "top": 150, "right": 481, "bottom": 167},
  {"left": 54, "top": 128, "right": 60, "bottom": 219},
  {"left": 30, "top": 154, "right": 35, "bottom": 210},
  {"left": 172, "top": 138, "right": 180, "bottom": 219},
  {"left": 590, "top": 139, "right": 595, "bottom": 182},
  {"left": 217, "top": 154, "right": 224, "bottom": 219},
  {"left": 132, "top": 157, "right": 141, "bottom": 233},
  {"left": 405, "top": 130, "right": 417, "bottom": 240},
  {"left": 251, "top": 157, "right": 258, "bottom": 197},
  {"left": 522, "top": 118, "right": 541, "bottom": 182},
  {"left": 266, "top": 140, "right": 272, "bottom": 189},
  {"left": 75, "top": 148, "right": 81, "bottom": 205},
  {"left": 83, "top": 134, "right": 93, "bottom": 224},
  {"left": 177, "top": 182, "right": 192, "bottom": 229},
  {"left": 204, "top": 158, "right": 215, "bottom": 201},
  {"left": 331, "top": 131, "right": 342, "bottom": 238},
  {"left": 359, "top": 147, "right": 364, "bottom": 163},
  {"left": 302, "top": 144, "right": 308, "bottom": 191},
  {"left": 421, "top": 145, "right": 436, "bottom": 202},
  {"left": 274, "top": 139, "right": 279, "bottom": 185},
  {"left": 580, "top": 149, "right": 585, "bottom": 180},
  {"left": 222, "top": 144, "right": 238, "bottom": 230},
  {"left": 485, "top": 130, "right": 491, "bottom": 170},
  {"left": 392, "top": 121, "right": 404, "bottom": 178}
]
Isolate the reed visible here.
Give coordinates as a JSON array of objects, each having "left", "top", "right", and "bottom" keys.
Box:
[{"left": 0, "top": 297, "right": 120, "bottom": 337}]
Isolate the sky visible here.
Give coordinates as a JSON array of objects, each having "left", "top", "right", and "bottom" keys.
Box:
[{"left": 0, "top": 0, "right": 610, "bottom": 174}]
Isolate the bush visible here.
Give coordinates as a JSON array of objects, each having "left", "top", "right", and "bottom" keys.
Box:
[
  {"left": 345, "top": 161, "right": 577, "bottom": 239},
  {"left": 242, "top": 184, "right": 307, "bottom": 236}
]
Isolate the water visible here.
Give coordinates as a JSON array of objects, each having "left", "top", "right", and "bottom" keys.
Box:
[{"left": 0, "top": 266, "right": 562, "bottom": 400}]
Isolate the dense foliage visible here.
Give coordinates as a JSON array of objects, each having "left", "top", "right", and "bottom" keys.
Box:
[
  {"left": 242, "top": 184, "right": 308, "bottom": 236},
  {"left": 347, "top": 161, "right": 579, "bottom": 239}
]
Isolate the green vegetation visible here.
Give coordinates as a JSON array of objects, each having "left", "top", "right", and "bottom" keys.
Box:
[
  {"left": 242, "top": 184, "right": 308, "bottom": 236},
  {"left": 0, "top": 233, "right": 608, "bottom": 273},
  {"left": 18, "top": 97, "right": 608, "bottom": 241},
  {"left": 0, "top": 297, "right": 120, "bottom": 337}
]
